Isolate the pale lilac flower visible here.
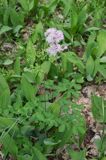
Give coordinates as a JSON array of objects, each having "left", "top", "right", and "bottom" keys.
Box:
[
  {"left": 45, "top": 28, "right": 64, "bottom": 44},
  {"left": 47, "top": 44, "right": 67, "bottom": 56},
  {"left": 45, "top": 28, "right": 67, "bottom": 56},
  {"left": 44, "top": 28, "right": 57, "bottom": 37}
]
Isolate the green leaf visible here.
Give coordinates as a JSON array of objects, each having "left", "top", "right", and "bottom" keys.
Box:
[
  {"left": 58, "top": 124, "right": 66, "bottom": 132},
  {"left": 21, "top": 74, "right": 35, "bottom": 101},
  {"left": 62, "top": 0, "right": 72, "bottom": 16},
  {"left": 66, "top": 52, "right": 85, "bottom": 73},
  {"left": 41, "top": 61, "right": 51, "bottom": 75},
  {"left": 68, "top": 149, "right": 86, "bottom": 160},
  {"left": 0, "top": 117, "right": 16, "bottom": 130},
  {"left": 70, "top": 7, "right": 78, "bottom": 33},
  {"left": 85, "top": 27, "right": 100, "bottom": 32},
  {"left": 49, "top": 102, "right": 61, "bottom": 116},
  {"left": 3, "top": 59, "right": 13, "bottom": 65},
  {"left": 10, "top": 9, "right": 24, "bottom": 27},
  {"left": 18, "top": 0, "right": 29, "bottom": 11},
  {"left": 18, "top": 0, "right": 35, "bottom": 11},
  {"left": 93, "top": 58, "right": 100, "bottom": 77},
  {"left": 83, "top": 32, "right": 97, "bottom": 60},
  {"left": 0, "top": 133, "right": 18, "bottom": 156},
  {"left": 101, "top": 157, "right": 106, "bottom": 160},
  {"left": 14, "top": 57, "right": 21, "bottom": 75},
  {"left": 47, "top": 0, "right": 59, "bottom": 14},
  {"left": 98, "top": 65, "right": 106, "bottom": 78},
  {"left": 26, "top": 40, "right": 35, "bottom": 66},
  {"left": 97, "top": 30, "right": 106, "bottom": 57},
  {"left": 78, "top": 5, "right": 87, "bottom": 32},
  {"left": 31, "top": 22, "right": 44, "bottom": 43},
  {"left": 86, "top": 56, "right": 95, "bottom": 78},
  {"left": 91, "top": 95, "right": 106, "bottom": 123},
  {"left": 100, "top": 56, "right": 106, "bottom": 63},
  {"left": 3, "top": 8, "right": 10, "bottom": 25},
  {"left": 44, "top": 138, "right": 60, "bottom": 146},
  {"left": 33, "top": 148, "right": 47, "bottom": 160},
  {"left": 0, "top": 74, "right": 10, "bottom": 109},
  {"left": 29, "top": 0, "right": 35, "bottom": 11},
  {"left": 0, "top": 26, "right": 12, "bottom": 35}
]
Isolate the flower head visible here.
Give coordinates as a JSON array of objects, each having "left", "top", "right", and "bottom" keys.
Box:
[
  {"left": 45, "top": 28, "right": 64, "bottom": 44},
  {"left": 47, "top": 44, "right": 68, "bottom": 56},
  {"left": 45, "top": 28, "right": 67, "bottom": 56}
]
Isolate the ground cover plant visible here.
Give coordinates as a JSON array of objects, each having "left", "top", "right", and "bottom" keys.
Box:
[{"left": 0, "top": 0, "right": 106, "bottom": 159}]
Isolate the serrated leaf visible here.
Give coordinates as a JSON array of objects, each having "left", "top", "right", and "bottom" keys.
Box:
[
  {"left": 26, "top": 40, "right": 35, "bottom": 66},
  {"left": 14, "top": 57, "right": 20, "bottom": 75}
]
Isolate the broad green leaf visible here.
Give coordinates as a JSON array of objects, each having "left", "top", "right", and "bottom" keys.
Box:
[
  {"left": 47, "top": 0, "right": 59, "bottom": 14},
  {"left": 97, "top": 30, "right": 106, "bottom": 57},
  {"left": 100, "top": 56, "right": 106, "bottom": 63},
  {"left": 13, "top": 25, "right": 23, "bottom": 34},
  {"left": 44, "top": 138, "right": 60, "bottom": 146},
  {"left": 3, "top": 59, "right": 13, "bottom": 65},
  {"left": 85, "top": 27, "right": 100, "bottom": 32},
  {"left": 83, "top": 32, "right": 97, "bottom": 60},
  {"left": 91, "top": 95, "right": 106, "bottom": 123},
  {"left": 49, "top": 102, "right": 61, "bottom": 116},
  {"left": 0, "top": 133, "right": 18, "bottom": 156},
  {"left": 93, "top": 58, "right": 100, "bottom": 77},
  {"left": 0, "top": 74, "right": 10, "bottom": 109},
  {"left": 66, "top": 52, "right": 84, "bottom": 73},
  {"left": 29, "top": 0, "right": 35, "bottom": 11},
  {"left": 0, "top": 26, "right": 12, "bottom": 35},
  {"left": 0, "top": 117, "right": 16, "bottom": 130},
  {"left": 3, "top": 8, "right": 10, "bottom": 25},
  {"left": 31, "top": 22, "right": 44, "bottom": 43},
  {"left": 68, "top": 149, "right": 86, "bottom": 160},
  {"left": 78, "top": 5, "right": 87, "bottom": 32},
  {"left": 10, "top": 9, "right": 24, "bottom": 27},
  {"left": 33, "top": 148, "right": 47, "bottom": 160},
  {"left": 58, "top": 124, "right": 66, "bottom": 132},
  {"left": 70, "top": 4, "right": 78, "bottom": 33},
  {"left": 41, "top": 61, "right": 51, "bottom": 75},
  {"left": 23, "top": 71, "right": 35, "bottom": 83},
  {"left": 86, "top": 56, "right": 95, "bottom": 77},
  {"left": 62, "top": 0, "right": 72, "bottom": 16},
  {"left": 98, "top": 65, "right": 106, "bottom": 78},
  {"left": 101, "top": 157, "right": 106, "bottom": 160},
  {"left": 18, "top": 0, "right": 29, "bottom": 11},
  {"left": 21, "top": 75, "right": 35, "bottom": 101}
]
